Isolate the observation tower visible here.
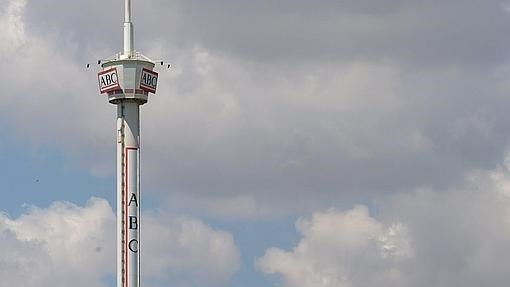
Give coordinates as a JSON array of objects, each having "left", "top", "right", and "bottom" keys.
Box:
[{"left": 96, "top": 1, "right": 159, "bottom": 286}]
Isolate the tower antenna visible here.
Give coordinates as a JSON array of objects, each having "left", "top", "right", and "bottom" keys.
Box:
[{"left": 123, "top": 0, "right": 134, "bottom": 58}]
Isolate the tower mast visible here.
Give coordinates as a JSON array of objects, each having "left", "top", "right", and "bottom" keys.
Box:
[{"left": 123, "top": 0, "right": 134, "bottom": 57}]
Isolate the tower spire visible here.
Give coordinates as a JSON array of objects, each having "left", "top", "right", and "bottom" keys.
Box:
[{"left": 123, "top": 0, "right": 134, "bottom": 58}]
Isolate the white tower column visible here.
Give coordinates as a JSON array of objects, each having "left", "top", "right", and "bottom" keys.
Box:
[{"left": 117, "top": 101, "right": 141, "bottom": 287}]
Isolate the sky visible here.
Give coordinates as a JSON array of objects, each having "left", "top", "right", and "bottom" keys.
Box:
[{"left": 3, "top": 0, "right": 510, "bottom": 286}]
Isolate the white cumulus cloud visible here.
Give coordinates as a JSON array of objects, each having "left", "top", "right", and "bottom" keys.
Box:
[
  {"left": 0, "top": 198, "right": 240, "bottom": 287},
  {"left": 257, "top": 206, "right": 412, "bottom": 287},
  {"left": 0, "top": 198, "right": 115, "bottom": 287},
  {"left": 258, "top": 152, "right": 510, "bottom": 287}
]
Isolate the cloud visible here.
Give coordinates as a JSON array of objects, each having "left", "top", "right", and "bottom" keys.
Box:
[
  {"left": 142, "top": 47, "right": 510, "bottom": 210},
  {"left": 258, "top": 153, "right": 510, "bottom": 287},
  {"left": 257, "top": 206, "right": 412, "bottom": 287},
  {"left": 0, "top": 197, "right": 240, "bottom": 287},
  {"left": 0, "top": 198, "right": 115, "bottom": 287},
  {"left": 0, "top": 0, "right": 26, "bottom": 54},
  {"left": 377, "top": 162, "right": 510, "bottom": 286},
  {"left": 142, "top": 214, "right": 241, "bottom": 286},
  {"left": 0, "top": 0, "right": 113, "bottom": 175},
  {"left": 3, "top": 0, "right": 510, "bottom": 219},
  {"left": 25, "top": 0, "right": 510, "bottom": 66}
]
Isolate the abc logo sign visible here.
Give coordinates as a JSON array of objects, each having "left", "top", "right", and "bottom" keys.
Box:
[
  {"left": 140, "top": 68, "right": 158, "bottom": 93},
  {"left": 98, "top": 68, "right": 120, "bottom": 94}
]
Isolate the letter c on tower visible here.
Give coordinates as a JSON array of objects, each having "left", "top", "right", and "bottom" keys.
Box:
[{"left": 129, "top": 239, "right": 138, "bottom": 253}]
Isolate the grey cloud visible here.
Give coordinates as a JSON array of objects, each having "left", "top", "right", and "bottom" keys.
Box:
[
  {"left": 23, "top": 0, "right": 510, "bottom": 65},
  {"left": 3, "top": 0, "right": 510, "bottom": 216},
  {"left": 141, "top": 51, "right": 510, "bottom": 202},
  {"left": 168, "top": 0, "right": 509, "bottom": 65}
]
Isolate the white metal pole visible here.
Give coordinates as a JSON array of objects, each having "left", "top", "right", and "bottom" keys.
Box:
[
  {"left": 123, "top": 0, "right": 134, "bottom": 57},
  {"left": 125, "top": 0, "right": 131, "bottom": 22}
]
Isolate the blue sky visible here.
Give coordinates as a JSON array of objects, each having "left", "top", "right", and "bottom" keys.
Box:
[
  {"left": 0, "top": 134, "right": 112, "bottom": 216},
  {"left": 4, "top": 0, "right": 510, "bottom": 286}
]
